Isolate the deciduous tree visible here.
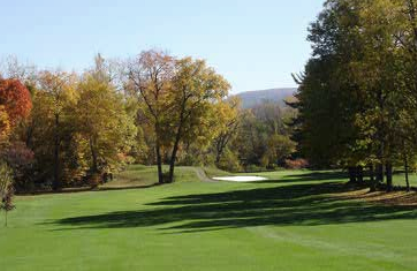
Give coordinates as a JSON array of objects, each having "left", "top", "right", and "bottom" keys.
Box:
[
  {"left": 0, "top": 79, "right": 32, "bottom": 126},
  {"left": 127, "top": 50, "right": 175, "bottom": 184},
  {"left": 0, "top": 163, "right": 14, "bottom": 227}
]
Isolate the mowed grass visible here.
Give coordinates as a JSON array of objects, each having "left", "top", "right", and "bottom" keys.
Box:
[
  {"left": 100, "top": 165, "right": 206, "bottom": 189},
  {"left": 1, "top": 167, "right": 417, "bottom": 270}
]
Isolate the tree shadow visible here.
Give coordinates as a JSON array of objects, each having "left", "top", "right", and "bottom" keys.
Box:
[
  {"left": 254, "top": 171, "right": 348, "bottom": 184},
  {"left": 19, "top": 183, "right": 161, "bottom": 196},
  {"left": 286, "top": 171, "right": 348, "bottom": 182},
  {"left": 52, "top": 178, "right": 417, "bottom": 233}
]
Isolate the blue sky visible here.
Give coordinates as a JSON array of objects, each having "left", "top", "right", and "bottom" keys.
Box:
[{"left": 1, "top": 0, "right": 324, "bottom": 94}]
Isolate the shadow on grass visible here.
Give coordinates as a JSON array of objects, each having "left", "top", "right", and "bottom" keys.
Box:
[
  {"left": 254, "top": 171, "right": 348, "bottom": 184},
  {"left": 52, "top": 172, "right": 417, "bottom": 233},
  {"left": 19, "top": 183, "right": 161, "bottom": 196},
  {"left": 288, "top": 171, "right": 348, "bottom": 181}
]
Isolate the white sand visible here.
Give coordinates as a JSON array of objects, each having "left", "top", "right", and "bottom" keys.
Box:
[{"left": 212, "top": 176, "right": 268, "bottom": 182}]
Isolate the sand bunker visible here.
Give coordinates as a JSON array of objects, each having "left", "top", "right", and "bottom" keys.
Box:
[{"left": 212, "top": 176, "right": 268, "bottom": 182}]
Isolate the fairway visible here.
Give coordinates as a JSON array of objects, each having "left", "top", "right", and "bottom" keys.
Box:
[
  {"left": 3, "top": 1, "right": 417, "bottom": 270},
  {"left": 1, "top": 168, "right": 417, "bottom": 271}
]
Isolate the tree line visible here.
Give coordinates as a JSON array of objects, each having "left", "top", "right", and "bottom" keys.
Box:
[
  {"left": 0, "top": 50, "right": 300, "bottom": 195},
  {"left": 291, "top": 0, "right": 417, "bottom": 191},
  {"left": 0, "top": 51, "right": 235, "bottom": 191}
]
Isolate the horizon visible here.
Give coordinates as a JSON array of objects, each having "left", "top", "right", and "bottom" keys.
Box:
[
  {"left": 237, "top": 86, "right": 297, "bottom": 93},
  {"left": 1, "top": 0, "right": 324, "bottom": 94}
]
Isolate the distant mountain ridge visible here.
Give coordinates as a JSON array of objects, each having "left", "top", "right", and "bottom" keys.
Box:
[{"left": 235, "top": 88, "right": 297, "bottom": 109}]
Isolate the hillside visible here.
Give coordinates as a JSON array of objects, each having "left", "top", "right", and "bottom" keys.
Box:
[{"left": 235, "top": 88, "right": 297, "bottom": 108}]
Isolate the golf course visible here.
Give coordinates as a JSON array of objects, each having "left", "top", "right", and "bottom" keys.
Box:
[
  {"left": 1, "top": 166, "right": 417, "bottom": 271},
  {"left": 3, "top": 1, "right": 417, "bottom": 270}
]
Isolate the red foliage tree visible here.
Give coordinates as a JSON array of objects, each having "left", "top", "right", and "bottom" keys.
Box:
[{"left": 0, "top": 79, "right": 32, "bottom": 126}]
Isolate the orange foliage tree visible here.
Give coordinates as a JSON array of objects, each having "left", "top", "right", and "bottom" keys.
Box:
[{"left": 0, "top": 79, "right": 32, "bottom": 127}]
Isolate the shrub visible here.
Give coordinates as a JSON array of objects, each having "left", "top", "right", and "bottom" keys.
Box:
[
  {"left": 244, "top": 164, "right": 269, "bottom": 173},
  {"left": 2, "top": 142, "right": 34, "bottom": 192},
  {"left": 284, "top": 159, "right": 309, "bottom": 169},
  {"left": 88, "top": 173, "right": 101, "bottom": 189},
  {"left": 217, "top": 149, "right": 242, "bottom": 173}
]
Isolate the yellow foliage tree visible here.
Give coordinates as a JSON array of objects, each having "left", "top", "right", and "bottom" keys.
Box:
[{"left": 0, "top": 106, "right": 10, "bottom": 147}]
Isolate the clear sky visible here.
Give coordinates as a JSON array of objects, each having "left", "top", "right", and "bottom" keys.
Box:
[{"left": 1, "top": 0, "right": 324, "bottom": 94}]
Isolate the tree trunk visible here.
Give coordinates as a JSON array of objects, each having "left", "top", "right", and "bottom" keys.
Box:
[
  {"left": 215, "top": 137, "right": 224, "bottom": 165},
  {"left": 215, "top": 131, "right": 233, "bottom": 166},
  {"left": 155, "top": 140, "right": 164, "bottom": 185},
  {"left": 348, "top": 166, "right": 357, "bottom": 183},
  {"left": 168, "top": 143, "right": 179, "bottom": 184},
  {"left": 357, "top": 166, "right": 364, "bottom": 183},
  {"left": 52, "top": 113, "right": 61, "bottom": 191},
  {"left": 90, "top": 137, "right": 98, "bottom": 174},
  {"left": 369, "top": 164, "right": 378, "bottom": 192},
  {"left": 376, "top": 164, "right": 384, "bottom": 184},
  {"left": 168, "top": 123, "right": 183, "bottom": 183},
  {"left": 376, "top": 86, "right": 385, "bottom": 187},
  {"left": 405, "top": 157, "right": 411, "bottom": 192},
  {"left": 369, "top": 164, "right": 374, "bottom": 182},
  {"left": 26, "top": 124, "right": 34, "bottom": 149},
  {"left": 386, "top": 162, "right": 393, "bottom": 192},
  {"left": 168, "top": 97, "right": 187, "bottom": 183},
  {"left": 215, "top": 153, "right": 221, "bottom": 165}
]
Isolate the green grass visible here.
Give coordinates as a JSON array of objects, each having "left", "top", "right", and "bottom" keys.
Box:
[
  {"left": 101, "top": 165, "right": 202, "bottom": 189},
  {"left": 1, "top": 166, "right": 417, "bottom": 270},
  {"left": 245, "top": 169, "right": 417, "bottom": 188}
]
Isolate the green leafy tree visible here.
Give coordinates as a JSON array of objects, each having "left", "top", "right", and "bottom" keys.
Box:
[
  {"left": 294, "top": 0, "right": 417, "bottom": 191},
  {"left": 232, "top": 101, "right": 296, "bottom": 170},
  {"left": 127, "top": 50, "right": 175, "bottom": 184},
  {"left": 128, "top": 51, "right": 230, "bottom": 183},
  {"left": 213, "top": 97, "right": 241, "bottom": 166},
  {"left": 261, "top": 134, "right": 296, "bottom": 168},
  {"left": 165, "top": 57, "right": 230, "bottom": 182}
]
